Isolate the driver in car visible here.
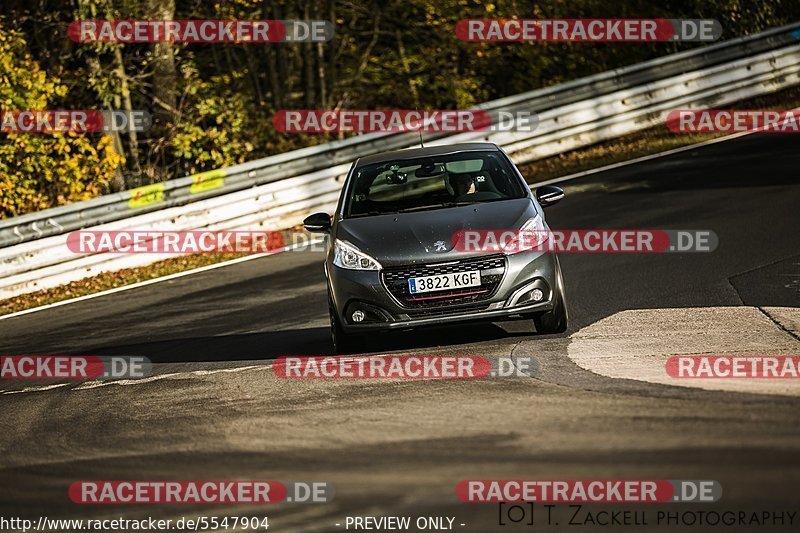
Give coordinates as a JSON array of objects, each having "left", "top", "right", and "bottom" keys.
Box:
[{"left": 450, "top": 173, "right": 476, "bottom": 197}]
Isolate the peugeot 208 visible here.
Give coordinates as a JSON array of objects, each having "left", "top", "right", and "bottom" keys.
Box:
[{"left": 303, "top": 142, "right": 567, "bottom": 353}]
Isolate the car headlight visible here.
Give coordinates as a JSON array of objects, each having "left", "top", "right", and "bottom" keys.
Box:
[
  {"left": 502, "top": 215, "right": 550, "bottom": 254},
  {"left": 333, "top": 239, "right": 382, "bottom": 270}
]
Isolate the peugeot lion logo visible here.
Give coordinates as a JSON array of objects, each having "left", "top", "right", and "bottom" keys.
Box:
[{"left": 433, "top": 240, "right": 448, "bottom": 252}]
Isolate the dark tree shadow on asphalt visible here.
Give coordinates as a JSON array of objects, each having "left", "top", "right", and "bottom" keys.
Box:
[{"left": 77, "top": 321, "right": 536, "bottom": 363}]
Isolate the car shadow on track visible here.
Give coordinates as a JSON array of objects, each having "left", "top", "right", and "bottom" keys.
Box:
[{"left": 80, "top": 321, "right": 534, "bottom": 363}]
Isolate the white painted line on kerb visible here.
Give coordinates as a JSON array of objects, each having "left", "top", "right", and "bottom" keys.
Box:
[
  {"left": 0, "top": 365, "right": 269, "bottom": 395},
  {"left": 71, "top": 365, "right": 267, "bottom": 390},
  {"left": 1, "top": 383, "right": 71, "bottom": 395},
  {"left": 0, "top": 238, "right": 325, "bottom": 321}
]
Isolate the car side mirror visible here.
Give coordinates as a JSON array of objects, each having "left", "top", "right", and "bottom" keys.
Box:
[
  {"left": 536, "top": 185, "right": 565, "bottom": 207},
  {"left": 303, "top": 212, "right": 332, "bottom": 233}
]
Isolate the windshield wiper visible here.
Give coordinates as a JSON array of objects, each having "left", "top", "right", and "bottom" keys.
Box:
[
  {"left": 348, "top": 210, "right": 399, "bottom": 218},
  {"left": 395, "top": 204, "right": 449, "bottom": 213},
  {"left": 394, "top": 201, "right": 485, "bottom": 213},
  {"left": 442, "top": 201, "right": 482, "bottom": 207}
]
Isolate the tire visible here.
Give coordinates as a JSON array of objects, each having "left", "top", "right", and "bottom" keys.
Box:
[
  {"left": 329, "top": 293, "right": 362, "bottom": 354},
  {"left": 533, "top": 259, "right": 569, "bottom": 335}
]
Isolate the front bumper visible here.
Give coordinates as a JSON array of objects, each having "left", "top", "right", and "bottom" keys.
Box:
[{"left": 328, "top": 251, "right": 559, "bottom": 333}]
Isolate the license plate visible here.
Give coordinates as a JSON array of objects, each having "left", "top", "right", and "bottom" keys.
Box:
[{"left": 408, "top": 270, "right": 481, "bottom": 294}]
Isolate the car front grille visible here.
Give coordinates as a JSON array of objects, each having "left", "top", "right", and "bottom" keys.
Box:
[{"left": 381, "top": 254, "right": 506, "bottom": 309}]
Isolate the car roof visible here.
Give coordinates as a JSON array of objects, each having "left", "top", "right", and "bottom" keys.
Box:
[{"left": 356, "top": 142, "right": 501, "bottom": 166}]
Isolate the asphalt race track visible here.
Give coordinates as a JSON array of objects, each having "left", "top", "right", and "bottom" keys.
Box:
[{"left": 1, "top": 133, "right": 799, "bottom": 532}]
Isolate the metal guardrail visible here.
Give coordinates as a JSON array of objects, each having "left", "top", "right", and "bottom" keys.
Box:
[{"left": 1, "top": 22, "right": 799, "bottom": 298}]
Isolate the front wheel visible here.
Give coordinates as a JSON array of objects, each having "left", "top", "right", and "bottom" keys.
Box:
[
  {"left": 329, "top": 294, "right": 362, "bottom": 354},
  {"left": 533, "top": 288, "right": 568, "bottom": 334},
  {"left": 533, "top": 259, "right": 568, "bottom": 334}
]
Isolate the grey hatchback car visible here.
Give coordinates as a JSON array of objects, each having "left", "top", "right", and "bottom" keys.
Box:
[{"left": 303, "top": 142, "right": 568, "bottom": 354}]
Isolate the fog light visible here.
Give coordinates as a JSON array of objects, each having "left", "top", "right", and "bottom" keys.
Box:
[
  {"left": 352, "top": 310, "right": 366, "bottom": 322},
  {"left": 505, "top": 280, "right": 550, "bottom": 308}
]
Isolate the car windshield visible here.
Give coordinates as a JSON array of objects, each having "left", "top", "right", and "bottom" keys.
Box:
[{"left": 344, "top": 150, "right": 527, "bottom": 218}]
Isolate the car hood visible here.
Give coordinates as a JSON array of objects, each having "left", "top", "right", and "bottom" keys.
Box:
[{"left": 335, "top": 198, "right": 537, "bottom": 266}]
